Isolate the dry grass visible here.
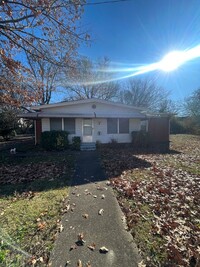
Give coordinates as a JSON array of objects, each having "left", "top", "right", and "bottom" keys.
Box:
[
  {"left": 0, "top": 152, "right": 73, "bottom": 266},
  {"left": 100, "top": 134, "right": 200, "bottom": 267}
]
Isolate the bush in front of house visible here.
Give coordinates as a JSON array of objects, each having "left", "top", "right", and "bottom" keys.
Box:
[
  {"left": 71, "top": 136, "right": 81, "bottom": 150},
  {"left": 41, "top": 131, "right": 69, "bottom": 150}
]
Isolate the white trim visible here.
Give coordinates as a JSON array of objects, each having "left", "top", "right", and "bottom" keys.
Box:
[
  {"left": 34, "top": 120, "right": 37, "bottom": 145},
  {"left": 20, "top": 113, "right": 146, "bottom": 119},
  {"left": 31, "top": 98, "right": 145, "bottom": 111},
  {"left": 82, "top": 118, "right": 93, "bottom": 142},
  {"left": 62, "top": 118, "right": 64, "bottom": 131}
]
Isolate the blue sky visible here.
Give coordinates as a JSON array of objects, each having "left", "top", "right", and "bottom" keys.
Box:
[{"left": 79, "top": 0, "right": 200, "bottom": 101}]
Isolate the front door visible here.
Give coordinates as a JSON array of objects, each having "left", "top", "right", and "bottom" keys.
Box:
[{"left": 83, "top": 119, "right": 93, "bottom": 142}]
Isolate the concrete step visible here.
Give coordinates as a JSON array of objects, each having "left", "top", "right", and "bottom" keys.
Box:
[{"left": 80, "top": 142, "right": 96, "bottom": 151}]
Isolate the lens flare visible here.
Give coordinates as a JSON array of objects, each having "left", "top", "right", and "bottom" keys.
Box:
[
  {"left": 66, "top": 44, "right": 200, "bottom": 87},
  {"left": 159, "top": 51, "right": 186, "bottom": 72},
  {"left": 0, "top": 229, "right": 31, "bottom": 258}
]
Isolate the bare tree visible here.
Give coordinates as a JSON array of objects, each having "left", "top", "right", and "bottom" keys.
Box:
[
  {"left": 62, "top": 57, "right": 119, "bottom": 101},
  {"left": 119, "top": 79, "right": 169, "bottom": 111},
  {"left": 184, "top": 88, "right": 200, "bottom": 134},
  {"left": 25, "top": 47, "right": 63, "bottom": 105},
  {"left": 0, "top": 0, "right": 88, "bottom": 106},
  {"left": 184, "top": 88, "right": 200, "bottom": 117},
  {"left": 158, "top": 99, "right": 180, "bottom": 114}
]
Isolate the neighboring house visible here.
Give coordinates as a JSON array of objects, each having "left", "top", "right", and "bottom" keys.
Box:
[{"left": 20, "top": 98, "right": 170, "bottom": 150}]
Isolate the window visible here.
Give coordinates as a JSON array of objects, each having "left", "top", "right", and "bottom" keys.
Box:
[
  {"left": 50, "top": 118, "right": 62, "bottom": 131},
  {"left": 107, "top": 118, "right": 130, "bottom": 134},
  {"left": 64, "top": 118, "right": 75, "bottom": 134},
  {"left": 83, "top": 119, "right": 92, "bottom": 136},
  {"left": 107, "top": 118, "right": 118, "bottom": 134},
  {"left": 119, "top": 118, "right": 129, "bottom": 133}
]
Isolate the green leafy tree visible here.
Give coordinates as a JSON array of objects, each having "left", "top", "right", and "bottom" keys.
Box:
[{"left": 0, "top": 108, "right": 18, "bottom": 140}]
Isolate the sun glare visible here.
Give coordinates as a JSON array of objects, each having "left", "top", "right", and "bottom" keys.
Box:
[
  {"left": 159, "top": 51, "right": 186, "bottom": 72},
  {"left": 67, "top": 44, "right": 200, "bottom": 87}
]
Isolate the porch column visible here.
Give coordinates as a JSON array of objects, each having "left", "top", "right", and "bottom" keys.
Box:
[{"left": 35, "top": 119, "right": 42, "bottom": 144}]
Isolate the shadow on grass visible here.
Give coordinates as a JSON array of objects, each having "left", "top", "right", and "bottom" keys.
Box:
[
  {"left": 0, "top": 140, "right": 180, "bottom": 197},
  {"left": 98, "top": 143, "right": 182, "bottom": 155},
  {"left": 70, "top": 150, "right": 153, "bottom": 187},
  {"left": 0, "top": 173, "right": 71, "bottom": 197},
  {"left": 0, "top": 151, "right": 74, "bottom": 197}
]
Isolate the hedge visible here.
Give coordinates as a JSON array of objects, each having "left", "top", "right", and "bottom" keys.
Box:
[
  {"left": 71, "top": 136, "right": 81, "bottom": 150},
  {"left": 41, "top": 131, "right": 69, "bottom": 150}
]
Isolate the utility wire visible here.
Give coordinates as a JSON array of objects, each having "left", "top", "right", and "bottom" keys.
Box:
[{"left": 85, "top": 0, "right": 133, "bottom": 6}]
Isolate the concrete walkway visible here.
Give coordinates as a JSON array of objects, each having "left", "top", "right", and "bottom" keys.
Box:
[{"left": 50, "top": 151, "right": 139, "bottom": 267}]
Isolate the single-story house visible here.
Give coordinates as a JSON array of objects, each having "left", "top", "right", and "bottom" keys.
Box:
[{"left": 20, "top": 98, "right": 170, "bottom": 150}]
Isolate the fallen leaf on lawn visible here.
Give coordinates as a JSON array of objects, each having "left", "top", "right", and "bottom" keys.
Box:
[
  {"left": 40, "top": 212, "right": 46, "bottom": 217},
  {"left": 87, "top": 242, "right": 96, "bottom": 251},
  {"left": 37, "top": 221, "right": 46, "bottom": 230},
  {"left": 138, "top": 260, "right": 146, "bottom": 267},
  {"left": 39, "top": 257, "right": 44, "bottom": 263},
  {"left": 31, "top": 258, "right": 37, "bottom": 265},
  {"left": 99, "top": 246, "right": 109, "bottom": 253},
  {"left": 86, "top": 261, "right": 92, "bottom": 267},
  {"left": 82, "top": 213, "right": 89, "bottom": 219},
  {"left": 77, "top": 259, "right": 82, "bottom": 267},
  {"left": 101, "top": 194, "right": 105, "bottom": 199},
  {"left": 98, "top": 209, "right": 104, "bottom": 215}
]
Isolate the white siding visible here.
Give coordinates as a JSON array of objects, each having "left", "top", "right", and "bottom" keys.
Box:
[
  {"left": 41, "top": 118, "right": 50, "bottom": 131},
  {"left": 41, "top": 117, "right": 141, "bottom": 144},
  {"left": 93, "top": 118, "right": 107, "bottom": 143},
  {"left": 92, "top": 118, "right": 141, "bottom": 143}
]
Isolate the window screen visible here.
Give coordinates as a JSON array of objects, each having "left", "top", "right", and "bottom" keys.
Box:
[
  {"left": 119, "top": 118, "right": 129, "bottom": 133},
  {"left": 64, "top": 118, "right": 75, "bottom": 134},
  {"left": 50, "top": 118, "right": 62, "bottom": 131},
  {"left": 107, "top": 118, "right": 118, "bottom": 134}
]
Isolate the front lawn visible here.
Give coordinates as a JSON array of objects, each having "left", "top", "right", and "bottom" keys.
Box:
[
  {"left": 100, "top": 134, "right": 200, "bottom": 267},
  {"left": 0, "top": 149, "right": 73, "bottom": 266}
]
